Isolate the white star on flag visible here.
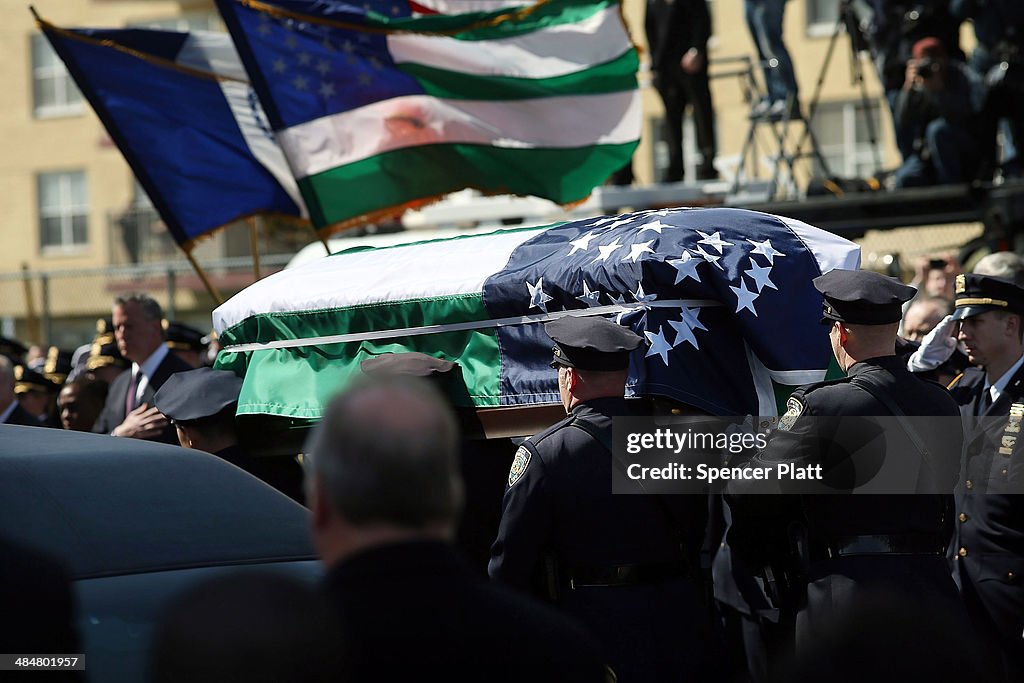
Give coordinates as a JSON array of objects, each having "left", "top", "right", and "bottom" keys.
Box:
[
  {"left": 745, "top": 261, "right": 778, "bottom": 292},
  {"left": 622, "top": 240, "right": 655, "bottom": 263},
  {"left": 593, "top": 239, "right": 623, "bottom": 263},
  {"left": 318, "top": 82, "right": 336, "bottom": 98},
  {"left": 607, "top": 218, "right": 636, "bottom": 230},
  {"left": 568, "top": 231, "right": 598, "bottom": 255},
  {"left": 638, "top": 220, "right": 671, "bottom": 235},
  {"left": 645, "top": 327, "right": 674, "bottom": 365},
  {"left": 292, "top": 75, "right": 309, "bottom": 91},
  {"left": 576, "top": 280, "right": 603, "bottom": 308},
  {"left": 667, "top": 251, "right": 702, "bottom": 284},
  {"left": 695, "top": 245, "right": 724, "bottom": 270},
  {"left": 586, "top": 216, "right": 620, "bottom": 228},
  {"left": 633, "top": 282, "right": 657, "bottom": 305},
  {"left": 697, "top": 230, "right": 733, "bottom": 253},
  {"left": 730, "top": 280, "right": 760, "bottom": 315},
  {"left": 527, "top": 278, "right": 554, "bottom": 313},
  {"left": 272, "top": 58, "right": 287, "bottom": 74},
  {"left": 747, "top": 238, "right": 785, "bottom": 264},
  {"left": 668, "top": 307, "right": 709, "bottom": 349}
]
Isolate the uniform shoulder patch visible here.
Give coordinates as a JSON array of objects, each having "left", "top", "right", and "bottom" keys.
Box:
[
  {"left": 508, "top": 445, "right": 532, "bottom": 488},
  {"left": 777, "top": 396, "right": 805, "bottom": 432}
]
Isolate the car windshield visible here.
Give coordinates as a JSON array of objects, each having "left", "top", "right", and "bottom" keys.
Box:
[{"left": 76, "top": 560, "right": 323, "bottom": 683}]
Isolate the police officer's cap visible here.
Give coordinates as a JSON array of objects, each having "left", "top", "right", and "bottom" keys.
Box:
[
  {"left": 813, "top": 269, "right": 916, "bottom": 325},
  {"left": 43, "top": 346, "right": 73, "bottom": 385},
  {"left": 950, "top": 273, "right": 1024, "bottom": 321},
  {"left": 546, "top": 316, "right": 642, "bottom": 371},
  {"left": 163, "top": 320, "right": 207, "bottom": 353},
  {"left": 86, "top": 339, "right": 128, "bottom": 372},
  {"left": 360, "top": 352, "right": 458, "bottom": 377},
  {"left": 14, "top": 366, "right": 55, "bottom": 395},
  {"left": 154, "top": 367, "right": 242, "bottom": 423}
]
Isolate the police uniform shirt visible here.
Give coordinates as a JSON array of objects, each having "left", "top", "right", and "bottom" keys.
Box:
[
  {"left": 947, "top": 364, "right": 1024, "bottom": 676},
  {"left": 489, "top": 397, "right": 712, "bottom": 682}
]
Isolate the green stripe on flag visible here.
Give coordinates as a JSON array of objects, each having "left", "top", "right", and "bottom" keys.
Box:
[
  {"left": 298, "top": 141, "right": 637, "bottom": 227},
  {"left": 219, "top": 326, "right": 502, "bottom": 420},
  {"left": 403, "top": 50, "right": 638, "bottom": 101},
  {"left": 216, "top": 293, "right": 505, "bottom": 417}
]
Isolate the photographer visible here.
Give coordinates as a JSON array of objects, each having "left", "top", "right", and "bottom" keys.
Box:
[
  {"left": 856, "top": 2, "right": 964, "bottom": 160},
  {"left": 892, "top": 37, "right": 985, "bottom": 188},
  {"left": 952, "top": 0, "right": 1024, "bottom": 178}
]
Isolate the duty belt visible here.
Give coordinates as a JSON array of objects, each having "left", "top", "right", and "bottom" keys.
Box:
[
  {"left": 820, "top": 534, "right": 947, "bottom": 559},
  {"left": 567, "top": 561, "right": 692, "bottom": 589}
]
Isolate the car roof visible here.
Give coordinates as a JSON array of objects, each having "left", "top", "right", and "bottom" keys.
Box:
[{"left": 0, "top": 426, "right": 315, "bottom": 579}]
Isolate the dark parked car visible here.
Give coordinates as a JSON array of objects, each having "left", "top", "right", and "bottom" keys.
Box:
[{"left": 0, "top": 425, "right": 319, "bottom": 682}]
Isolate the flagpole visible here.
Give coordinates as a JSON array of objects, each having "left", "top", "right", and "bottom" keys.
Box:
[
  {"left": 20, "top": 262, "right": 41, "bottom": 345},
  {"left": 249, "top": 215, "right": 262, "bottom": 280},
  {"left": 184, "top": 250, "right": 224, "bottom": 306},
  {"left": 311, "top": 225, "right": 330, "bottom": 255}
]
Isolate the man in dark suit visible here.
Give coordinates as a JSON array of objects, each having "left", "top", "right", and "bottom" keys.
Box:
[
  {"left": 0, "top": 356, "right": 44, "bottom": 427},
  {"left": 305, "top": 375, "right": 607, "bottom": 683},
  {"left": 646, "top": 0, "right": 717, "bottom": 181},
  {"left": 729, "top": 269, "right": 968, "bottom": 666},
  {"left": 92, "top": 294, "right": 191, "bottom": 443},
  {"left": 154, "top": 367, "right": 305, "bottom": 504},
  {"left": 947, "top": 273, "right": 1024, "bottom": 681},
  {"left": 489, "top": 317, "right": 712, "bottom": 682}
]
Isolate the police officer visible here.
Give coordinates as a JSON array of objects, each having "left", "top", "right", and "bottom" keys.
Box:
[
  {"left": 947, "top": 273, "right": 1024, "bottom": 680},
  {"left": 154, "top": 367, "right": 305, "bottom": 504},
  {"left": 489, "top": 316, "right": 712, "bottom": 682},
  {"left": 728, "top": 269, "right": 967, "bottom": 665}
]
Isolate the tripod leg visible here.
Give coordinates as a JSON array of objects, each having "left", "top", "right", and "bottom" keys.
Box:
[{"left": 792, "top": 11, "right": 846, "bottom": 177}]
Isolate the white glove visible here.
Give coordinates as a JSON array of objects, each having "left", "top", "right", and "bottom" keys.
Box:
[{"left": 907, "top": 314, "right": 958, "bottom": 372}]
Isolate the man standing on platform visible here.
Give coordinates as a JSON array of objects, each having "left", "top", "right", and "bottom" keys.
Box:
[{"left": 646, "top": 0, "right": 717, "bottom": 181}]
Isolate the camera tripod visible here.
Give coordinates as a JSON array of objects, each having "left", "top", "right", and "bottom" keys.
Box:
[{"left": 792, "top": 0, "right": 885, "bottom": 184}]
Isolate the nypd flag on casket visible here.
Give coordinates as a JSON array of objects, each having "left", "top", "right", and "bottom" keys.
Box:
[{"left": 213, "top": 207, "right": 859, "bottom": 420}]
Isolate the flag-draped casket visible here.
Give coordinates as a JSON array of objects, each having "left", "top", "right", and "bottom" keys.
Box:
[{"left": 213, "top": 207, "right": 860, "bottom": 432}]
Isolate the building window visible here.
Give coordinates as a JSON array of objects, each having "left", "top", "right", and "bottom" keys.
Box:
[
  {"left": 805, "top": 0, "right": 841, "bottom": 36},
  {"left": 31, "top": 34, "right": 83, "bottom": 118},
  {"left": 38, "top": 171, "right": 88, "bottom": 251},
  {"left": 809, "top": 100, "right": 884, "bottom": 178}
]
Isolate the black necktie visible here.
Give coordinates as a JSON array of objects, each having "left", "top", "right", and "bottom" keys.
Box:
[{"left": 978, "top": 388, "right": 993, "bottom": 416}]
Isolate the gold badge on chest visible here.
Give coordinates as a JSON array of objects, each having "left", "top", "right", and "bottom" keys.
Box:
[{"left": 999, "top": 403, "right": 1024, "bottom": 456}]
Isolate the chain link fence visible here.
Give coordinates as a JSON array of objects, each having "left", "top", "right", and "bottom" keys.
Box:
[{"left": 0, "top": 254, "right": 293, "bottom": 352}]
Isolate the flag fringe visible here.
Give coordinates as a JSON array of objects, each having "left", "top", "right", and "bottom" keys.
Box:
[{"left": 232, "top": 0, "right": 553, "bottom": 37}]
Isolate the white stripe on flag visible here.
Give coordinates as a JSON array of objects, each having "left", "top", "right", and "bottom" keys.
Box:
[
  {"left": 775, "top": 214, "right": 861, "bottom": 274},
  {"left": 278, "top": 90, "right": 641, "bottom": 179},
  {"left": 388, "top": 6, "right": 630, "bottom": 79},
  {"left": 213, "top": 227, "right": 545, "bottom": 332},
  {"left": 221, "top": 300, "right": 723, "bottom": 353},
  {"left": 178, "top": 32, "right": 309, "bottom": 217}
]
